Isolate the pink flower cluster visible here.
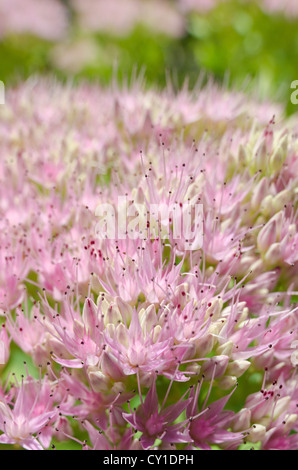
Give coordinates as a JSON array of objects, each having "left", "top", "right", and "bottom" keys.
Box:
[
  {"left": 0, "top": 0, "right": 68, "bottom": 40},
  {"left": 0, "top": 79, "right": 297, "bottom": 450},
  {"left": 71, "top": 0, "right": 186, "bottom": 38}
]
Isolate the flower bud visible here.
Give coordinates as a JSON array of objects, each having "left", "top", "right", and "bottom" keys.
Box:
[
  {"left": 264, "top": 242, "right": 282, "bottom": 265},
  {"left": 218, "top": 375, "right": 237, "bottom": 390},
  {"left": 257, "top": 219, "right": 277, "bottom": 253},
  {"left": 237, "top": 144, "right": 248, "bottom": 166},
  {"left": 272, "top": 189, "right": 291, "bottom": 211},
  {"left": 101, "top": 351, "right": 124, "bottom": 381},
  {"left": 251, "top": 177, "right": 269, "bottom": 210},
  {"left": 88, "top": 369, "right": 110, "bottom": 393},
  {"left": 140, "top": 304, "right": 156, "bottom": 333},
  {"left": 247, "top": 424, "right": 266, "bottom": 443},
  {"left": 255, "top": 139, "right": 268, "bottom": 171},
  {"left": 205, "top": 298, "right": 223, "bottom": 321},
  {"left": 226, "top": 360, "right": 251, "bottom": 378},
  {"left": 195, "top": 333, "right": 214, "bottom": 357},
  {"left": 270, "top": 135, "right": 287, "bottom": 173},
  {"left": 201, "top": 355, "right": 229, "bottom": 380},
  {"left": 185, "top": 363, "right": 201, "bottom": 375},
  {"left": 232, "top": 408, "right": 251, "bottom": 432},
  {"left": 104, "top": 302, "right": 122, "bottom": 326},
  {"left": 273, "top": 396, "right": 291, "bottom": 420},
  {"left": 217, "top": 341, "right": 234, "bottom": 356},
  {"left": 115, "top": 296, "right": 133, "bottom": 324},
  {"left": 0, "top": 326, "right": 10, "bottom": 366},
  {"left": 283, "top": 414, "right": 297, "bottom": 433}
]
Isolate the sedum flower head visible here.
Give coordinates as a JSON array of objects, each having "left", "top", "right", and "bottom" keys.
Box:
[{"left": 0, "top": 78, "right": 297, "bottom": 450}]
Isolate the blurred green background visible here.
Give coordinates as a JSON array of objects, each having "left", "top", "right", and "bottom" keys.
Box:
[{"left": 0, "top": 0, "right": 298, "bottom": 115}]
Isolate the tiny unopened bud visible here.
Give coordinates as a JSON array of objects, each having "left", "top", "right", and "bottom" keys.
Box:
[
  {"left": 247, "top": 424, "right": 266, "bottom": 443},
  {"left": 251, "top": 177, "right": 269, "bottom": 210},
  {"left": 283, "top": 414, "right": 297, "bottom": 433},
  {"left": 257, "top": 219, "right": 277, "bottom": 253},
  {"left": 88, "top": 370, "right": 110, "bottom": 393},
  {"left": 232, "top": 408, "right": 251, "bottom": 432},
  {"left": 217, "top": 341, "right": 234, "bottom": 356},
  {"left": 227, "top": 360, "right": 251, "bottom": 378},
  {"left": 111, "top": 382, "right": 126, "bottom": 394},
  {"left": 270, "top": 136, "right": 287, "bottom": 173},
  {"left": 218, "top": 375, "right": 237, "bottom": 390},
  {"left": 272, "top": 189, "right": 291, "bottom": 211},
  {"left": 140, "top": 304, "right": 156, "bottom": 333},
  {"left": 201, "top": 355, "right": 229, "bottom": 380},
  {"left": 260, "top": 194, "right": 273, "bottom": 217},
  {"left": 264, "top": 242, "right": 282, "bottom": 265},
  {"left": 186, "top": 363, "right": 201, "bottom": 375},
  {"left": 195, "top": 333, "right": 214, "bottom": 357},
  {"left": 205, "top": 298, "right": 223, "bottom": 321},
  {"left": 273, "top": 396, "right": 291, "bottom": 420},
  {"left": 101, "top": 352, "right": 124, "bottom": 381}
]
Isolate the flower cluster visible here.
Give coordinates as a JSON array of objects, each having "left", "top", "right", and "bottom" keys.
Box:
[
  {"left": 0, "top": 0, "right": 68, "bottom": 40},
  {"left": 0, "top": 78, "right": 297, "bottom": 450}
]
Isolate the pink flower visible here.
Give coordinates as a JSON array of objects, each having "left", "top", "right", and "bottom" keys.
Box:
[
  {"left": 0, "top": 0, "right": 68, "bottom": 40},
  {"left": 123, "top": 379, "right": 192, "bottom": 449},
  {"left": 0, "top": 243, "right": 29, "bottom": 312},
  {"left": 0, "top": 375, "right": 59, "bottom": 450},
  {"left": 82, "top": 421, "right": 142, "bottom": 450},
  {"left": 71, "top": 0, "right": 185, "bottom": 38},
  {"left": 103, "top": 306, "right": 178, "bottom": 379},
  {"left": 185, "top": 378, "right": 245, "bottom": 449},
  {"left": 6, "top": 298, "right": 47, "bottom": 366},
  {"left": 42, "top": 296, "right": 105, "bottom": 369}
]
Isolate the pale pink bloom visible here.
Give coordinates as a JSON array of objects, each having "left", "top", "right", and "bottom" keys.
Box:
[
  {"left": 103, "top": 306, "right": 178, "bottom": 379},
  {"left": 57, "top": 369, "right": 131, "bottom": 430},
  {"left": 0, "top": 243, "right": 29, "bottom": 312},
  {"left": 239, "top": 270, "right": 280, "bottom": 313},
  {"left": 257, "top": 210, "right": 298, "bottom": 268},
  {"left": 6, "top": 299, "right": 48, "bottom": 366},
  {"left": 0, "top": 78, "right": 297, "bottom": 450},
  {"left": 42, "top": 297, "right": 105, "bottom": 369},
  {"left": 186, "top": 381, "right": 244, "bottom": 450},
  {"left": 139, "top": 0, "right": 185, "bottom": 38},
  {"left": 178, "top": 0, "right": 223, "bottom": 13},
  {"left": 123, "top": 379, "right": 192, "bottom": 449},
  {"left": 71, "top": 0, "right": 140, "bottom": 36},
  {"left": 50, "top": 38, "right": 99, "bottom": 74},
  {"left": 71, "top": 0, "right": 185, "bottom": 38},
  {"left": 0, "top": 375, "right": 59, "bottom": 450},
  {"left": 82, "top": 420, "right": 142, "bottom": 450},
  {"left": 262, "top": 429, "right": 298, "bottom": 450},
  {"left": 232, "top": 376, "right": 298, "bottom": 450},
  {"left": 0, "top": 0, "right": 68, "bottom": 40}
]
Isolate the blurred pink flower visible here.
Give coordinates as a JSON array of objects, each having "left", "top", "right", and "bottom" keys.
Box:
[
  {"left": 0, "top": 0, "right": 68, "bottom": 40},
  {"left": 0, "top": 375, "right": 59, "bottom": 449},
  {"left": 71, "top": 0, "right": 185, "bottom": 38}
]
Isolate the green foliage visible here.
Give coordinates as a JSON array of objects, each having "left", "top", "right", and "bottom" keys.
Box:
[{"left": 186, "top": 1, "right": 298, "bottom": 115}]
